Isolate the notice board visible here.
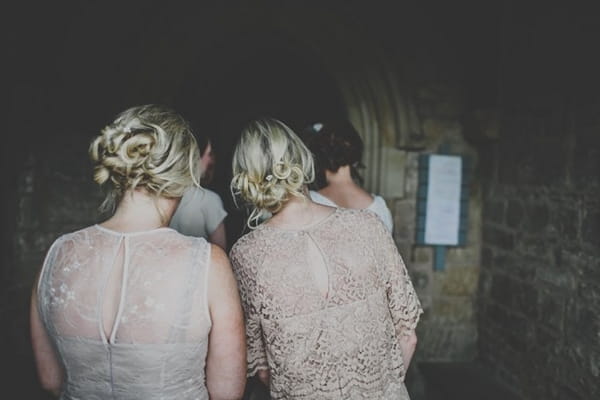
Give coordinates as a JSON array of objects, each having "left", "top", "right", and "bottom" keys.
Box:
[{"left": 416, "top": 154, "right": 469, "bottom": 246}]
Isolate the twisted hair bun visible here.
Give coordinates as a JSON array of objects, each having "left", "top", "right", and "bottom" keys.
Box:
[
  {"left": 89, "top": 105, "right": 199, "bottom": 213},
  {"left": 231, "top": 118, "right": 315, "bottom": 228}
]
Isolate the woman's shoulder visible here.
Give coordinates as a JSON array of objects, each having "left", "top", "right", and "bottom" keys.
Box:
[
  {"left": 230, "top": 228, "right": 267, "bottom": 255},
  {"left": 332, "top": 207, "right": 391, "bottom": 237},
  {"left": 369, "top": 195, "right": 389, "bottom": 210},
  {"left": 367, "top": 195, "right": 394, "bottom": 232},
  {"left": 54, "top": 225, "right": 100, "bottom": 245},
  {"left": 41, "top": 225, "right": 106, "bottom": 261},
  {"left": 309, "top": 190, "right": 337, "bottom": 207},
  {"left": 229, "top": 227, "right": 277, "bottom": 267}
]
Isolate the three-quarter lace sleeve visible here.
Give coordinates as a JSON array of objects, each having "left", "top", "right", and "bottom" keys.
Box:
[
  {"left": 230, "top": 240, "right": 268, "bottom": 376},
  {"left": 370, "top": 214, "right": 423, "bottom": 337}
]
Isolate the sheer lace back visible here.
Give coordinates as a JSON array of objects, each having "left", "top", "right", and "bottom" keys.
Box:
[
  {"left": 37, "top": 226, "right": 212, "bottom": 399},
  {"left": 230, "top": 209, "right": 423, "bottom": 400}
]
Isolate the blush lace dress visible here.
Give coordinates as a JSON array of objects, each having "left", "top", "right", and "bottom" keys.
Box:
[
  {"left": 36, "top": 225, "right": 212, "bottom": 400},
  {"left": 230, "top": 208, "right": 423, "bottom": 399}
]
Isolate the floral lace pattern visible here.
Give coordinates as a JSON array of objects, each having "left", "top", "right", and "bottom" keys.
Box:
[
  {"left": 230, "top": 209, "right": 423, "bottom": 399},
  {"left": 37, "top": 226, "right": 212, "bottom": 399}
]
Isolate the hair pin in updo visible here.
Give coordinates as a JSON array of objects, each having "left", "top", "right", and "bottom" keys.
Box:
[
  {"left": 312, "top": 122, "right": 323, "bottom": 133},
  {"left": 265, "top": 174, "right": 274, "bottom": 182}
]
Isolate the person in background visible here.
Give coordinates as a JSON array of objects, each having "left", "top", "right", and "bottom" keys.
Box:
[
  {"left": 31, "top": 105, "right": 246, "bottom": 399},
  {"left": 230, "top": 118, "right": 422, "bottom": 399},
  {"left": 170, "top": 135, "right": 228, "bottom": 249},
  {"left": 302, "top": 119, "right": 394, "bottom": 233}
]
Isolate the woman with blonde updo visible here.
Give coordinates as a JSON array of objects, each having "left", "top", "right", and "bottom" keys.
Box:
[
  {"left": 30, "top": 105, "right": 246, "bottom": 400},
  {"left": 230, "top": 118, "right": 423, "bottom": 399}
]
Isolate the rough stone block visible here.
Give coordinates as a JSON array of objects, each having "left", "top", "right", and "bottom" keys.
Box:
[
  {"left": 481, "top": 246, "right": 493, "bottom": 268},
  {"left": 403, "top": 153, "right": 419, "bottom": 195},
  {"left": 489, "top": 274, "right": 513, "bottom": 307},
  {"left": 421, "top": 119, "right": 462, "bottom": 145},
  {"left": 415, "top": 322, "right": 477, "bottom": 361},
  {"left": 551, "top": 206, "right": 580, "bottom": 239},
  {"left": 483, "top": 225, "right": 514, "bottom": 251},
  {"left": 431, "top": 296, "right": 475, "bottom": 323},
  {"left": 17, "top": 196, "right": 38, "bottom": 229},
  {"left": 536, "top": 267, "right": 576, "bottom": 291},
  {"left": 534, "top": 325, "right": 561, "bottom": 350},
  {"left": 393, "top": 199, "right": 415, "bottom": 241},
  {"left": 512, "top": 281, "right": 538, "bottom": 319},
  {"left": 410, "top": 262, "right": 432, "bottom": 292},
  {"left": 477, "top": 269, "right": 493, "bottom": 296},
  {"left": 572, "top": 306, "right": 600, "bottom": 344},
  {"left": 516, "top": 235, "right": 554, "bottom": 266},
  {"left": 523, "top": 202, "right": 550, "bottom": 234},
  {"left": 409, "top": 247, "right": 430, "bottom": 264},
  {"left": 581, "top": 209, "right": 599, "bottom": 246},
  {"left": 505, "top": 199, "right": 524, "bottom": 229},
  {"left": 441, "top": 266, "right": 479, "bottom": 296},
  {"left": 538, "top": 291, "right": 565, "bottom": 332},
  {"left": 378, "top": 147, "right": 406, "bottom": 198},
  {"left": 485, "top": 199, "right": 505, "bottom": 225},
  {"left": 446, "top": 247, "right": 480, "bottom": 268}
]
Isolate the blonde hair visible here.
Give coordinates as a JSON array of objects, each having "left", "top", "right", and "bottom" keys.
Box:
[
  {"left": 231, "top": 118, "right": 315, "bottom": 228},
  {"left": 89, "top": 104, "right": 200, "bottom": 214}
]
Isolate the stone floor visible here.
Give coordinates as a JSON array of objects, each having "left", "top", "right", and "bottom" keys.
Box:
[{"left": 417, "top": 362, "right": 523, "bottom": 400}]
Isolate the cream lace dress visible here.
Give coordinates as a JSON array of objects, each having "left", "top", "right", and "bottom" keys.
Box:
[
  {"left": 37, "top": 225, "right": 212, "bottom": 400},
  {"left": 230, "top": 208, "right": 423, "bottom": 399}
]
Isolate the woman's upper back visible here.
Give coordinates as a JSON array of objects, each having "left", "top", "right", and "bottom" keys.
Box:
[
  {"left": 230, "top": 208, "right": 421, "bottom": 398},
  {"left": 37, "top": 225, "right": 212, "bottom": 398},
  {"left": 232, "top": 209, "right": 385, "bottom": 314}
]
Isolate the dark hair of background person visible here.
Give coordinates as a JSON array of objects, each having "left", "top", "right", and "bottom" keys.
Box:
[{"left": 302, "top": 119, "right": 365, "bottom": 189}]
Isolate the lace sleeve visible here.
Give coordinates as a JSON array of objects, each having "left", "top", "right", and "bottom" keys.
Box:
[
  {"left": 369, "top": 214, "right": 423, "bottom": 337},
  {"left": 230, "top": 240, "right": 268, "bottom": 376}
]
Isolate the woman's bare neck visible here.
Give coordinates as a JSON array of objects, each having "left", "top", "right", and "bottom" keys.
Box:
[
  {"left": 321, "top": 167, "right": 373, "bottom": 209},
  {"left": 100, "top": 189, "right": 179, "bottom": 233},
  {"left": 266, "top": 195, "right": 335, "bottom": 230}
]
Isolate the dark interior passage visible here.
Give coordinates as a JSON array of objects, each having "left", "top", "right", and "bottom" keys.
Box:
[{"left": 173, "top": 32, "right": 346, "bottom": 247}]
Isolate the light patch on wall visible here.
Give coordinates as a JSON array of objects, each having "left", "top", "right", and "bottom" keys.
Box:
[{"left": 378, "top": 146, "right": 406, "bottom": 198}]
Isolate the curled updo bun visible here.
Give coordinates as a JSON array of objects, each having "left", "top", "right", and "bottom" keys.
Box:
[
  {"left": 89, "top": 104, "right": 199, "bottom": 213},
  {"left": 231, "top": 118, "right": 315, "bottom": 228}
]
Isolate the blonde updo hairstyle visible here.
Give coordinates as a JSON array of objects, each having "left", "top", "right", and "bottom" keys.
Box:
[
  {"left": 231, "top": 118, "right": 315, "bottom": 228},
  {"left": 89, "top": 104, "right": 200, "bottom": 215}
]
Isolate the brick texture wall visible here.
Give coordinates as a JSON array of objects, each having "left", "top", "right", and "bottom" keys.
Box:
[{"left": 478, "top": 101, "right": 600, "bottom": 399}]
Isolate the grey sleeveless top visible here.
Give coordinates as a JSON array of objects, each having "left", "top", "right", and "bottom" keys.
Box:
[{"left": 37, "top": 225, "right": 212, "bottom": 400}]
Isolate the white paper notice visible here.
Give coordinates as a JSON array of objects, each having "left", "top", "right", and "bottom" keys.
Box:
[{"left": 424, "top": 155, "right": 462, "bottom": 245}]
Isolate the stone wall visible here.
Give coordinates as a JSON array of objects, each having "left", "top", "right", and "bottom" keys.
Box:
[
  {"left": 478, "top": 102, "right": 600, "bottom": 399},
  {"left": 389, "top": 83, "right": 481, "bottom": 362},
  {"left": 475, "top": 4, "right": 600, "bottom": 399},
  {"left": 1, "top": 130, "right": 104, "bottom": 396}
]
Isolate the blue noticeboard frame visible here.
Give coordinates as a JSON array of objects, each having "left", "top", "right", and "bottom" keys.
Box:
[{"left": 416, "top": 154, "right": 470, "bottom": 270}]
